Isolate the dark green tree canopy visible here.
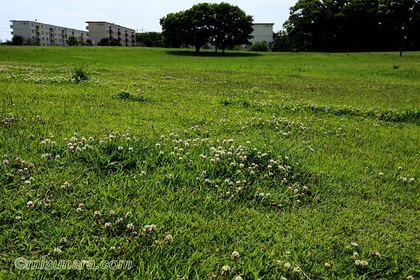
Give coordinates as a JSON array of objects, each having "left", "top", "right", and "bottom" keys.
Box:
[
  {"left": 11, "top": 35, "right": 24, "bottom": 45},
  {"left": 160, "top": 2, "right": 254, "bottom": 53},
  {"left": 284, "top": 0, "right": 420, "bottom": 52},
  {"left": 136, "top": 32, "right": 163, "bottom": 47},
  {"left": 67, "top": 35, "right": 78, "bottom": 46},
  {"left": 98, "top": 38, "right": 122, "bottom": 46}
]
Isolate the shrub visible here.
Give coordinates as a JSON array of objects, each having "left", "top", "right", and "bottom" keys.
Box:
[{"left": 250, "top": 41, "right": 268, "bottom": 52}]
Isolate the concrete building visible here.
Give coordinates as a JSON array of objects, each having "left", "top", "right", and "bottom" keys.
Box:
[
  {"left": 86, "top": 21, "right": 136, "bottom": 46},
  {"left": 250, "top": 23, "right": 274, "bottom": 45},
  {"left": 10, "top": 20, "right": 87, "bottom": 46}
]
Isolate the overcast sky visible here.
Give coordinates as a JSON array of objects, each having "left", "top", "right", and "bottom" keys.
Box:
[{"left": 0, "top": 0, "right": 298, "bottom": 42}]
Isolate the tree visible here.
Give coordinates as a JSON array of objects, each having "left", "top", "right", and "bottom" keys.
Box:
[
  {"left": 284, "top": 0, "right": 420, "bottom": 52},
  {"left": 160, "top": 12, "right": 185, "bottom": 49},
  {"left": 136, "top": 32, "right": 163, "bottom": 47},
  {"left": 11, "top": 35, "right": 24, "bottom": 45},
  {"left": 211, "top": 3, "right": 253, "bottom": 53},
  {"left": 272, "top": 31, "right": 292, "bottom": 52},
  {"left": 109, "top": 38, "right": 122, "bottom": 46},
  {"left": 161, "top": 3, "right": 213, "bottom": 52},
  {"left": 160, "top": 2, "right": 254, "bottom": 53},
  {"left": 98, "top": 38, "right": 110, "bottom": 46},
  {"left": 97, "top": 38, "right": 121, "bottom": 46},
  {"left": 67, "top": 35, "right": 78, "bottom": 46}
]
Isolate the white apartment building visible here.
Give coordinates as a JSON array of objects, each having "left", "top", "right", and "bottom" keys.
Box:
[
  {"left": 10, "top": 20, "right": 88, "bottom": 46},
  {"left": 250, "top": 23, "right": 274, "bottom": 45},
  {"left": 86, "top": 21, "right": 136, "bottom": 46}
]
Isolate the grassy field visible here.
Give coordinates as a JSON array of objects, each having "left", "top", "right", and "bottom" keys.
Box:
[{"left": 0, "top": 46, "right": 419, "bottom": 279}]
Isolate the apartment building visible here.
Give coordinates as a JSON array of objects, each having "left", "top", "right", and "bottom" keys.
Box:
[
  {"left": 86, "top": 21, "right": 136, "bottom": 46},
  {"left": 250, "top": 23, "right": 274, "bottom": 45},
  {"left": 10, "top": 20, "right": 88, "bottom": 46}
]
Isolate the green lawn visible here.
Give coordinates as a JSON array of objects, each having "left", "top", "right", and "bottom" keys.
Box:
[{"left": 0, "top": 46, "right": 419, "bottom": 279}]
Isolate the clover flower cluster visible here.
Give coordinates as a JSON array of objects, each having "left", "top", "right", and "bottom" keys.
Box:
[
  {"left": 65, "top": 134, "right": 95, "bottom": 152},
  {"left": 2, "top": 155, "right": 37, "bottom": 189},
  {"left": 0, "top": 112, "right": 19, "bottom": 126}
]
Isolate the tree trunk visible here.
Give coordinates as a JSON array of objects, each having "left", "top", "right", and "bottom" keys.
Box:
[{"left": 195, "top": 45, "right": 200, "bottom": 53}]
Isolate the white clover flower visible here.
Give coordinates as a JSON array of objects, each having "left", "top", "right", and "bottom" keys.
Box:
[
  {"left": 53, "top": 248, "right": 62, "bottom": 254},
  {"left": 165, "top": 235, "right": 173, "bottom": 243},
  {"left": 15, "top": 216, "right": 21, "bottom": 221},
  {"left": 105, "top": 222, "right": 112, "bottom": 230},
  {"left": 409, "top": 178, "right": 415, "bottom": 182},
  {"left": 293, "top": 266, "right": 301, "bottom": 273},
  {"left": 284, "top": 262, "right": 292, "bottom": 270},
  {"left": 127, "top": 223, "right": 134, "bottom": 230},
  {"left": 361, "top": 260, "right": 369, "bottom": 266},
  {"left": 402, "top": 177, "right": 408, "bottom": 183},
  {"left": 109, "top": 246, "right": 116, "bottom": 251},
  {"left": 143, "top": 224, "right": 157, "bottom": 233},
  {"left": 231, "top": 251, "right": 240, "bottom": 260},
  {"left": 353, "top": 252, "right": 359, "bottom": 259},
  {"left": 221, "top": 265, "right": 231, "bottom": 276},
  {"left": 94, "top": 211, "right": 101, "bottom": 217},
  {"left": 351, "top": 242, "right": 358, "bottom": 247},
  {"left": 27, "top": 201, "right": 34, "bottom": 208},
  {"left": 234, "top": 277, "right": 243, "bottom": 280},
  {"left": 60, "top": 238, "right": 67, "bottom": 244},
  {"left": 125, "top": 212, "right": 132, "bottom": 218},
  {"left": 109, "top": 210, "right": 115, "bottom": 216},
  {"left": 370, "top": 250, "right": 380, "bottom": 257},
  {"left": 76, "top": 207, "right": 82, "bottom": 212}
]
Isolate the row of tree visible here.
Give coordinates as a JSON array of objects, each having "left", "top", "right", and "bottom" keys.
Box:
[
  {"left": 160, "top": 2, "right": 253, "bottom": 53},
  {"left": 7, "top": 35, "right": 91, "bottom": 46},
  {"left": 8, "top": 1, "right": 419, "bottom": 52},
  {"left": 284, "top": 0, "right": 420, "bottom": 52}
]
